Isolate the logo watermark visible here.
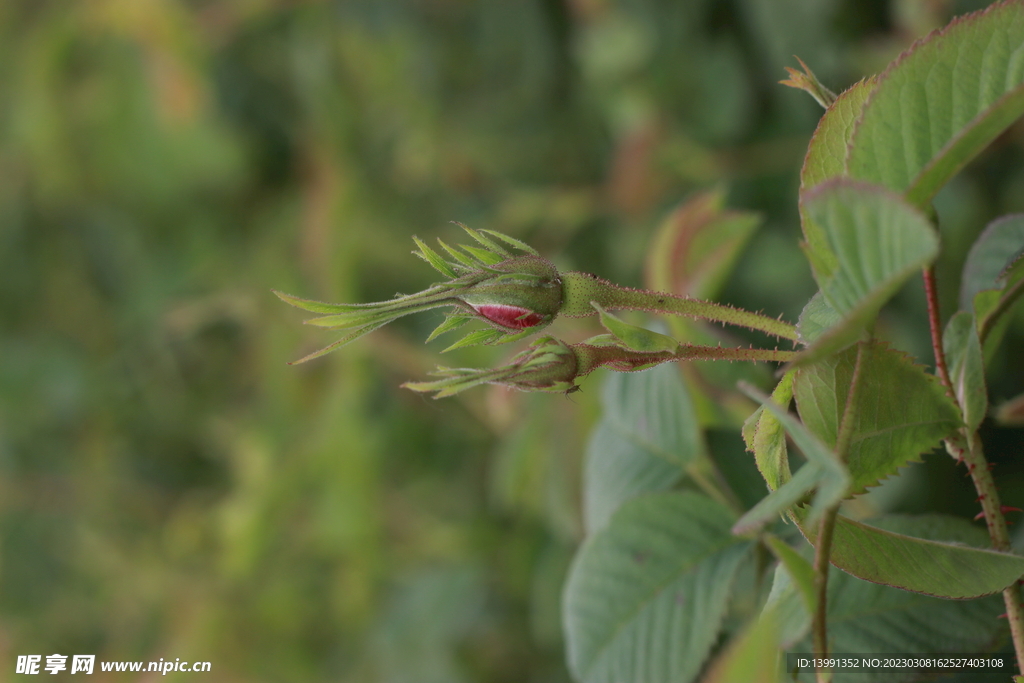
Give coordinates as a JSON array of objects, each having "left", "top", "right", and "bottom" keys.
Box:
[{"left": 16, "top": 655, "right": 211, "bottom": 675}]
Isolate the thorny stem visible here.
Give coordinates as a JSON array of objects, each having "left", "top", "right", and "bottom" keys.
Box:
[
  {"left": 925, "top": 266, "right": 1024, "bottom": 673},
  {"left": 573, "top": 342, "right": 799, "bottom": 372},
  {"left": 922, "top": 266, "right": 954, "bottom": 397},
  {"left": 950, "top": 433, "right": 1024, "bottom": 674},
  {"left": 813, "top": 340, "right": 866, "bottom": 683}
]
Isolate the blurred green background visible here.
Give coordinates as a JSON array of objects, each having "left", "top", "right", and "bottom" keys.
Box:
[{"left": 2, "top": 0, "right": 1023, "bottom": 681}]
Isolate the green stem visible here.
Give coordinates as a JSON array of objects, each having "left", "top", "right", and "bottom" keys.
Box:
[
  {"left": 812, "top": 504, "right": 839, "bottom": 683},
  {"left": 812, "top": 340, "right": 866, "bottom": 683},
  {"left": 560, "top": 272, "right": 799, "bottom": 341}
]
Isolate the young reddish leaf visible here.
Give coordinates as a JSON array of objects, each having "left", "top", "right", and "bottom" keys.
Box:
[
  {"left": 995, "top": 391, "right": 1024, "bottom": 426},
  {"left": 644, "top": 188, "right": 761, "bottom": 301},
  {"left": 780, "top": 56, "right": 836, "bottom": 109}
]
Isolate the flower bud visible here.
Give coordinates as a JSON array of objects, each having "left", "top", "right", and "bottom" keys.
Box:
[
  {"left": 403, "top": 336, "right": 579, "bottom": 397},
  {"left": 274, "top": 227, "right": 564, "bottom": 363}
]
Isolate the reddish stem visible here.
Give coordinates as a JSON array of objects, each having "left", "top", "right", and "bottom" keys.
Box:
[{"left": 922, "top": 266, "right": 954, "bottom": 397}]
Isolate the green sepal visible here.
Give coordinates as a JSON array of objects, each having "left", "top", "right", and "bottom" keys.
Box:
[
  {"left": 437, "top": 239, "right": 479, "bottom": 270},
  {"left": 288, "top": 320, "right": 391, "bottom": 364},
  {"left": 442, "top": 327, "right": 507, "bottom": 352},
  {"left": 459, "top": 244, "right": 506, "bottom": 266},
  {"left": 481, "top": 229, "right": 539, "bottom": 255},
  {"left": 412, "top": 236, "right": 458, "bottom": 279},
  {"left": 425, "top": 314, "right": 473, "bottom": 342},
  {"left": 273, "top": 289, "right": 363, "bottom": 315},
  {"left": 452, "top": 222, "right": 510, "bottom": 256},
  {"left": 591, "top": 302, "right": 680, "bottom": 353}
]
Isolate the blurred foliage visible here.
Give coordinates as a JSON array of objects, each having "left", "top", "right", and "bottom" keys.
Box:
[{"left": 0, "top": 0, "right": 1022, "bottom": 681}]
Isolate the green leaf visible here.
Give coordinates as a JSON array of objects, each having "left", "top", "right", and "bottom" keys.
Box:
[
  {"left": 763, "top": 562, "right": 810, "bottom": 650},
  {"left": 737, "top": 382, "right": 848, "bottom": 532},
  {"left": 601, "top": 363, "right": 704, "bottom": 470},
  {"left": 961, "top": 214, "right": 1024, "bottom": 344},
  {"left": 961, "top": 214, "right": 1024, "bottom": 309},
  {"left": 799, "top": 77, "right": 877, "bottom": 278},
  {"left": 795, "top": 291, "right": 840, "bottom": 345},
  {"left": 800, "top": 512, "right": 1024, "bottom": 598},
  {"left": 583, "top": 423, "right": 683, "bottom": 534},
  {"left": 846, "top": 2, "right": 1024, "bottom": 206},
  {"left": 788, "top": 517, "right": 1008, "bottom": 681},
  {"left": 583, "top": 364, "right": 703, "bottom": 532},
  {"left": 794, "top": 341, "right": 960, "bottom": 495},
  {"left": 563, "top": 492, "right": 752, "bottom": 683},
  {"left": 644, "top": 189, "right": 761, "bottom": 301},
  {"left": 943, "top": 311, "right": 987, "bottom": 432},
  {"left": 800, "top": 77, "right": 877, "bottom": 190},
  {"left": 1000, "top": 245, "right": 1024, "bottom": 285},
  {"left": 793, "top": 181, "right": 938, "bottom": 366},
  {"left": 733, "top": 465, "right": 821, "bottom": 536},
  {"left": 765, "top": 535, "right": 816, "bottom": 618},
  {"left": 762, "top": 536, "right": 817, "bottom": 649},
  {"left": 700, "top": 610, "right": 780, "bottom": 683},
  {"left": 592, "top": 303, "right": 680, "bottom": 353},
  {"left": 742, "top": 370, "right": 795, "bottom": 491}
]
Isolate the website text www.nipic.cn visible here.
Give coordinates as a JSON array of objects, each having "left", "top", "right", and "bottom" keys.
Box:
[{"left": 16, "top": 655, "right": 211, "bottom": 675}]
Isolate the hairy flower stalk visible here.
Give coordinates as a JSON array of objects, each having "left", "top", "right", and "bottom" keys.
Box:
[
  {"left": 404, "top": 309, "right": 797, "bottom": 397},
  {"left": 275, "top": 225, "right": 798, "bottom": 365},
  {"left": 560, "top": 271, "right": 798, "bottom": 341}
]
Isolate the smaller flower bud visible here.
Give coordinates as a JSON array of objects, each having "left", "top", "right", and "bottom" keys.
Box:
[{"left": 403, "top": 336, "right": 579, "bottom": 397}]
